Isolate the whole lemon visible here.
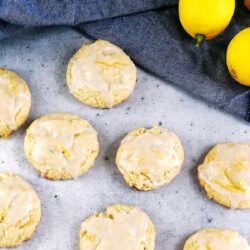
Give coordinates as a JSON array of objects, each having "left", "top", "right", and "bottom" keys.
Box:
[
  {"left": 179, "top": 0, "right": 235, "bottom": 45},
  {"left": 245, "top": 0, "right": 250, "bottom": 10},
  {"left": 226, "top": 28, "right": 250, "bottom": 87}
]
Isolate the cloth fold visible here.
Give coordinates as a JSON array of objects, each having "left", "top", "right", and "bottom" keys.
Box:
[
  {"left": 0, "top": 0, "right": 175, "bottom": 25},
  {"left": 0, "top": 0, "right": 249, "bottom": 121}
]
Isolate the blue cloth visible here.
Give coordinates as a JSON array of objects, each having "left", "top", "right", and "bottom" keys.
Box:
[{"left": 0, "top": 0, "right": 249, "bottom": 121}]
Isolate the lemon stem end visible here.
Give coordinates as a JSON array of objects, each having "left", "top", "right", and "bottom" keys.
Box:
[{"left": 195, "top": 34, "right": 205, "bottom": 47}]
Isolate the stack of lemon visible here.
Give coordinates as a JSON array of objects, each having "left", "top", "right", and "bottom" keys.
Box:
[{"left": 179, "top": 0, "right": 250, "bottom": 87}]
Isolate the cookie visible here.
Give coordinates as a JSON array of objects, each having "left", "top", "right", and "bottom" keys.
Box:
[
  {"left": 116, "top": 126, "right": 184, "bottom": 191},
  {"left": 0, "top": 68, "right": 31, "bottom": 138},
  {"left": 183, "top": 228, "right": 250, "bottom": 250},
  {"left": 66, "top": 40, "right": 137, "bottom": 108},
  {"left": 0, "top": 172, "right": 41, "bottom": 248},
  {"left": 24, "top": 113, "right": 99, "bottom": 180},
  {"left": 79, "top": 204, "right": 155, "bottom": 250},
  {"left": 198, "top": 143, "right": 250, "bottom": 209}
]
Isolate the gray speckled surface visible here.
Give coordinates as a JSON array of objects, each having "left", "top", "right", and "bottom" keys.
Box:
[{"left": 0, "top": 27, "right": 250, "bottom": 250}]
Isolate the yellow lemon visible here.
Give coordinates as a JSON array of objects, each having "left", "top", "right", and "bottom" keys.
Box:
[
  {"left": 179, "top": 0, "right": 235, "bottom": 45},
  {"left": 226, "top": 28, "right": 250, "bottom": 87},
  {"left": 245, "top": 0, "right": 250, "bottom": 10}
]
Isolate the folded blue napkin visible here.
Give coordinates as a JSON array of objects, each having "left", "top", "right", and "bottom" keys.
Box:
[{"left": 0, "top": 0, "right": 249, "bottom": 121}]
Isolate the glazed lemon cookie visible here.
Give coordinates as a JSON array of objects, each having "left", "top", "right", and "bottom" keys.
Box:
[
  {"left": 24, "top": 113, "right": 99, "bottom": 180},
  {"left": 0, "top": 172, "right": 41, "bottom": 248},
  {"left": 183, "top": 228, "right": 250, "bottom": 250},
  {"left": 79, "top": 204, "right": 155, "bottom": 250},
  {"left": 0, "top": 68, "right": 31, "bottom": 138},
  {"left": 66, "top": 40, "right": 137, "bottom": 108},
  {"left": 116, "top": 126, "right": 184, "bottom": 191},
  {"left": 198, "top": 143, "right": 250, "bottom": 209}
]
